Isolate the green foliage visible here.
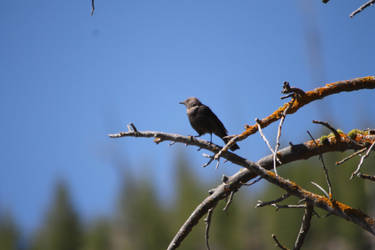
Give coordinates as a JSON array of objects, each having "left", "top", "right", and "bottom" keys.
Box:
[
  {"left": 81, "top": 219, "right": 110, "bottom": 250},
  {"left": 31, "top": 180, "right": 82, "bottom": 250},
  {"left": 0, "top": 212, "right": 19, "bottom": 250},
  {"left": 19, "top": 150, "right": 375, "bottom": 250},
  {"left": 113, "top": 167, "right": 171, "bottom": 249}
]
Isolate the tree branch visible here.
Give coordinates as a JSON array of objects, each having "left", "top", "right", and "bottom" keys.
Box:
[
  {"left": 91, "top": 0, "right": 95, "bottom": 16},
  {"left": 293, "top": 201, "right": 314, "bottom": 250},
  {"left": 350, "top": 0, "right": 375, "bottom": 18},
  {"left": 214, "top": 76, "right": 375, "bottom": 158},
  {"left": 109, "top": 127, "right": 375, "bottom": 249},
  {"left": 166, "top": 133, "right": 375, "bottom": 249}
]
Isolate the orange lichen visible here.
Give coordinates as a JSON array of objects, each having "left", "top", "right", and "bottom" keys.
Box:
[
  {"left": 154, "top": 137, "right": 162, "bottom": 144},
  {"left": 238, "top": 76, "right": 375, "bottom": 142}
]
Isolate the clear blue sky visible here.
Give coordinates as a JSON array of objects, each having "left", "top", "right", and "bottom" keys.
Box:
[{"left": 0, "top": 0, "right": 374, "bottom": 233}]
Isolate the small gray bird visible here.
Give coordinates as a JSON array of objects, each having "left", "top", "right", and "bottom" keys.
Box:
[{"left": 180, "top": 97, "right": 240, "bottom": 151}]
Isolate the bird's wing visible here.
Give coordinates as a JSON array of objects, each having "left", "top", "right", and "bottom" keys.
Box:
[{"left": 199, "top": 105, "right": 228, "bottom": 138}]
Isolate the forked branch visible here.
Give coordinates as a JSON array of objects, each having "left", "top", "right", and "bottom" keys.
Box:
[{"left": 215, "top": 76, "right": 375, "bottom": 157}]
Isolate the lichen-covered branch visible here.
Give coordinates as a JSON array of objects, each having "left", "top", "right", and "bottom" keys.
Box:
[
  {"left": 215, "top": 76, "right": 375, "bottom": 157},
  {"left": 166, "top": 133, "right": 375, "bottom": 249},
  {"left": 109, "top": 127, "right": 375, "bottom": 249}
]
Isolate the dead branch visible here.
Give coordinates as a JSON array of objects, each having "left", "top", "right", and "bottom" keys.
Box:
[
  {"left": 110, "top": 127, "right": 375, "bottom": 249},
  {"left": 91, "top": 0, "right": 95, "bottom": 16},
  {"left": 162, "top": 132, "right": 375, "bottom": 249},
  {"left": 256, "top": 118, "right": 282, "bottom": 165},
  {"left": 273, "top": 103, "right": 291, "bottom": 175},
  {"left": 273, "top": 234, "right": 289, "bottom": 250},
  {"left": 313, "top": 120, "right": 341, "bottom": 141},
  {"left": 336, "top": 147, "right": 367, "bottom": 166},
  {"left": 214, "top": 76, "right": 375, "bottom": 158},
  {"left": 294, "top": 201, "right": 314, "bottom": 250},
  {"left": 350, "top": 0, "right": 375, "bottom": 18},
  {"left": 350, "top": 140, "right": 375, "bottom": 179},
  {"left": 256, "top": 193, "right": 291, "bottom": 208},
  {"left": 223, "top": 191, "right": 235, "bottom": 211},
  {"left": 204, "top": 208, "right": 214, "bottom": 250},
  {"left": 307, "top": 129, "right": 332, "bottom": 197},
  {"left": 358, "top": 173, "right": 375, "bottom": 182}
]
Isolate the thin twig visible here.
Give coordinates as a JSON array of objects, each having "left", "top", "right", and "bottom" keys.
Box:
[
  {"left": 272, "top": 234, "right": 289, "bottom": 250},
  {"left": 350, "top": 0, "right": 375, "bottom": 18},
  {"left": 311, "top": 182, "right": 329, "bottom": 198},
  {"left": 358, "top": 173, "right": 375, "bottom": 182},
  {"left": 272, "top": 204, "right": 307, "bottom": 211},
  {"left": 307, "top": 130, "right": 332, "bottom": 196},
  {"left": 204, "top": 208, "right": 214, "bottom": 250},
  {"left": 240, "top": 176, "right": 262, "bottom": 186},
  {"left": 293, "top": 201, "right": 314, "bottom": 250},
  {"left": 336, "top": 147, "right": 367, "bottom": 166},
  {"left": 202, "top": 153, "right": 215, "bottom": 168},
  {"left": 350, "top": 140, "right": 375, "bottom": 179},
  {"left": 223, "top": 191, "right": 235, "bottom": 211},
  {"left": 91, "top": 0, "right": 95, "bottom": 16},
  {"left": 256, "top": 118, "right": 282, "bottom": 164},
  {"left": 273, "top": 104, "right": 291, "bottom": 175},
  {"left": 313, "top": 120, "right": 340, "bottom": 141},
  {"left": 215, "top": 158, "right": 220, "bottom": 169},
  {"left": 109, "top": 126, "right": 375, "bottom": 250},
  {"left": 281, "top": 81, "right": 306, "bottom": 99},
  {"left": 127, "top": 123, "right": 138, "bottom": 132},
  {"left": 256, "top": 193, "right": 291, "bottom": 208}
]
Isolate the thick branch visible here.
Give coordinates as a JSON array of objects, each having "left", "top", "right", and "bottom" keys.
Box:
[
  {"left": 215, "top": 76, "right": 375, "bottom": 156},
  {"left": 164, "top": 133, "right": 375, "bottom": 249},
  {"left": 109, "top": 127, "right": 375, "bottom": 249}
]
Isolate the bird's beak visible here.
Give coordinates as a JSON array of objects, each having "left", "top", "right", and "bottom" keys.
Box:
[{"left": 179, "top": 101, "right": 185, "bottom": 105}]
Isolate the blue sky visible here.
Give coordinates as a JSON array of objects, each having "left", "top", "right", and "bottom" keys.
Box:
[{"left": 0, "top": 0, "right": 374, "bottom": 233}]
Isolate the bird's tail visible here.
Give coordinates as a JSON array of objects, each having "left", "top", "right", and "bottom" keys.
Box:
[{"left": 222, "top": 137, "right": 240, "bottom": 151}]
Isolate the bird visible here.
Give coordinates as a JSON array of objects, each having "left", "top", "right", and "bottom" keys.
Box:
[{"left": 179, "top": 97, "right": 240, "bottom": 151}]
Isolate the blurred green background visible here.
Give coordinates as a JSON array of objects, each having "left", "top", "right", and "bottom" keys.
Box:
[
  {"left": 2, "top": 150, "right": 375, "bottom": 249},
  {"left": 1, "top": 0, "right": 375, "bottom": 249}
]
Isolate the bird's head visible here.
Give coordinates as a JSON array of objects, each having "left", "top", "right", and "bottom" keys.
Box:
[{"left": 179, "top": 97, "right": 202, "bottom": 109}]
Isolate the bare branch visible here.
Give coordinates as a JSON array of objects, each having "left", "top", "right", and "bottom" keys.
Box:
[
  {"left": 272, "top": 234, "right": 289, "bottom": 250},
  {"left": 256, "top": 118, "right": 282, "bottom": 164},
  {"left": 350, "top": 0, "right": 375, "bottom": 18},
  {"left": 215, "top": 76, "right": 375, "bottom": 156},
  {"left": 358, "top": 173, "right": 375, "bottom": 182},
  {"left": 312, "top": 120, "right": 341, "bottom": 141},
  {"left": 127, "top": 122, "right": 138, "bottom": 132},
  {"left": 91, "top": 0, "right": 95, "bottom": 16},
  {"left": 164, "top": 132, "right": 375, "bottom": 249},
  {"left": 223, "top": 191, "right": 235, "bottom": 211},
  {"left": 281, "top": 81, "right": 306, "bottom": 99},
  {"left": 293, "top": 201, "right": 314, "bottom": 250},
  {"left": 202, "top": 153, "right": 215, "bottom": 168},
  {"left": 307, "top": 130, "right": 332, "bottom": 196},
  {"left": 350, "top": 140, "right": 375, "bottom": 179},
  {"left": 336, "top": 147, "right": 367, "bottom": 166},
  {"left": 110, "top": 127, "right": 375, "bottom": 249},
  {"left": 311, "top": 182, "right": 329, "bottom": 199},
  {"left": 272, "top": 204, "right": 307, "bottom": 211},
  {"left": 274, "top": 103, "right": 291, "bottom": 175},
  {"left": 256, "top": 193, "right": 291, "bottom": 208},
  {"left": 240, "top": 176, "right": 262, "bottom": 186},
  {"left": 204, "top": 208, "right": 214, "bottom": 250}
]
